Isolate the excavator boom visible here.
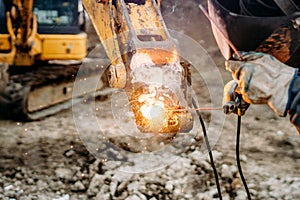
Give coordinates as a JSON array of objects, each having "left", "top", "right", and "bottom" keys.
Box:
[{"left": 82, "top": 0, "right": 193, "bottom": 133}]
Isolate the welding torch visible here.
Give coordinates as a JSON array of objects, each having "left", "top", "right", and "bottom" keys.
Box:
[{"left": 222, "top": 80, "right": 250, "bottom": 116}]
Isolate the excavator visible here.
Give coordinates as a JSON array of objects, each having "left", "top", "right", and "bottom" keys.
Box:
[
  {"left": 0, "top": 0, "right": 193, "bottom": 134},
  {"left": 0, "top": 0, "right": 93, "bottom": 120}
]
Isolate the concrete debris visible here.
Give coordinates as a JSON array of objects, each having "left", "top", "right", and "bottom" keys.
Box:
[
  {"left": 71, "top": 181, "right": 86, "bottom": 191},
  {"left": 55, "top": 168, "right": 74, "bottom": 181}
]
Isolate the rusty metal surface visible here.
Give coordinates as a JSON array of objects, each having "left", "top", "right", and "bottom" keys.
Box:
[
  {"left": 126, "top": 0, "right": 165, "bottom": 37},
  {"left": 82, "top": 0, "right": 124, "bottom": 66},
  {"left": 82, "top": 0, "right": 177, "bottom": 88},
  {"left": 125, "top": 52, "right": 193, "bottom": 133}
]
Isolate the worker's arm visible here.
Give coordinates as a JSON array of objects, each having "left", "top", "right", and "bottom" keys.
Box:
[
  {"left": 289, "top": 76, "right": 300, "bottom": 132},
  {"left": 223, "top": 51, "right": 300, "bottom": 132}
]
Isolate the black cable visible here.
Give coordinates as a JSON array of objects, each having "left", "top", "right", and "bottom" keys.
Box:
[
  {"left": 236, "top": 115, "right": 251, "bottom": 200},
  {"left": 192, "top": 98, "right": 223, "bottom": 200}
]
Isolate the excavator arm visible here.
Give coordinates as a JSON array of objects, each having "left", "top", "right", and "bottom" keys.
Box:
[{"left": 82, "top": 0, "right": 193, "bottom": 134}]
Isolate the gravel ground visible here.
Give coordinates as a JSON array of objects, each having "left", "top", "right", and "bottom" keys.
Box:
[{"left": 0, "top": 0, "right": 300, "bottom": 200}]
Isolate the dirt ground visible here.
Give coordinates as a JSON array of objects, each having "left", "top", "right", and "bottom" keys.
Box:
[{"left": 1, "top": 0, "right": 300, "bottom": 200}]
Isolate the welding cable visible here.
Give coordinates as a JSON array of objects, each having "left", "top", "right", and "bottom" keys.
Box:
[
  {"left": 236, "top": 115, "right": 252, "bottom": 200},
  {"left": 200, "top": 3, "right": 251, "bottom": 199},
  {"left": 192, "top": 98, "right": 223, "bottom": 200}
]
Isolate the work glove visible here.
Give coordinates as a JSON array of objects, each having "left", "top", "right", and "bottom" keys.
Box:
[
  {"left": 222, "top": 80, "right": 250, "bottom": 116},
  {"left": 223, "top": 51, "right": 298, "bottom": 117}
]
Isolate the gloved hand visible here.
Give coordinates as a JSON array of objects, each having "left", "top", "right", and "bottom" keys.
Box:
[
  {"left": 223, "top": 80, "right": 250, "bottom": 116},
  {"left": 223, "top": 51, "right": 298, "bottom": 117}
]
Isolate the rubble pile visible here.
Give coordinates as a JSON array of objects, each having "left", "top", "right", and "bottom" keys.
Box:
[{"left": 1, "top": 141, "right": 300, "bottom": 200}]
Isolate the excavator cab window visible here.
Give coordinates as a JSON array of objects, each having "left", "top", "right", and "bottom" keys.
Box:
[
  {"left": 0, "top": 0, "right": 6, "bottom": 33},
  {"left": 0, "top": 0, "right": 83, "bottom": 34},
  {"left": 33, "top": 0, "right": 81, "bottom": 34}
]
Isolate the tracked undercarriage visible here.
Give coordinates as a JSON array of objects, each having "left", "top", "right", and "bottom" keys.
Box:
[{"left": 0, "top": 56, "right": 110, "bottom": 121}]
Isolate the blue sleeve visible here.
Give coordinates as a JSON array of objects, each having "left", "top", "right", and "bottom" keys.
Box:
[{"left": 289, "top": 76, "right": 300, "bottom": 133}]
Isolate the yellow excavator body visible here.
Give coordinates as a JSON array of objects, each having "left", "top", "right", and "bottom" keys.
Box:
[
  {"left": 0, "top": 0, "right": 93, "bottom": 120},
  {"left": 0, "top": 0, "right": 87, "bottom": 66},
  {"left": 0, "top": 33, "right": 87, "bottom": 66}
]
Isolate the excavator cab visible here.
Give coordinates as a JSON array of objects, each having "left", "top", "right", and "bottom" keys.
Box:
[
  {"left": 0, "top": 0, "right": 5, "bottom": 33},
  {"left": 33, "top": 0, "right": 84, "bottom": 34},
  {"left": 0, "top": 0, "right": 84, "bottom": 33}
]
